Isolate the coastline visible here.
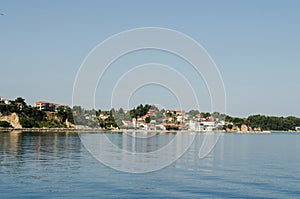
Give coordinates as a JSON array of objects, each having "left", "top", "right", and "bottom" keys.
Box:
[{"left": 0, "top": 127, "right": 299, "bottom": 134}]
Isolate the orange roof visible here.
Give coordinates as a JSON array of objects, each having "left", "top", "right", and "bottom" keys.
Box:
[
  {"left": 55, "top": 104, "right": 68, "bottom": 107},
  {"left": 34, "top": 101, "right": 55, "bottom": 105},
  {"left": 34, "top": 101, "right": 69, "bottom": 107}
]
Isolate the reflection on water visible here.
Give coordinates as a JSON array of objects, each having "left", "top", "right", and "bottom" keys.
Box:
[
  {"left": 1, "top": 132, "right": 300, "bottom": 198},
  {"left": 0, "top": 132, "right": 82, "bottom": 176},
  {"left": 0, "top": 131, "right": 222, "bottom": 174},
  {"left": 79, "top": 131, "right": 196, "bottom": 173},
  {"left": 0, "top": 131, "right": 23, "bottom": 170},
  {"left": 120, "top": 132, "right": 175, "bottom": 153}
]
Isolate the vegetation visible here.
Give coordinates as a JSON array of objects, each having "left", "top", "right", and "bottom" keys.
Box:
[
  {"left": 225, "top": 115, "right": 246, "bottom": 128},
  {"left": 165, "top": 125, "right": 179, "bottom": 131},
  {"left": 57, "top": 107, "right": 74, "bottom": 124},
  {"left": 0, "top": 104, "right": 18, "bottom": 115},
  {"left": 246, "top": 115, "right": 300, "bottom": 131},
  {"left": 187, "top": 110, "right": 200, "bottom": 118},
  {"left": 152, "top": 108, "right": 165, "bottom": 123},
  {"left": 129, "top": 104, "right": 152, "bottom": 119},
  {"left": 224, "top": 114, "right": 300, "bottom": 131},
  {"left": 109, "top": 108, "right": 131, "bottom": 128},
  {"left": 145, "top": 116, "right": 151, "bottom": 124},
  {"left": 0, "top": 97, "right": 73, "bottom": 128},
  {"left": 97, "top": 110, "right": 118, "bottom": 129},
  {"left": 0, "top": 121, "right": 12, "bottom": 128},
  {"left": 1, "top": 97, "right": 300, "bottom": 131},
  {"left": 71, "top": 106, "right": 119, "bottom": 129}
]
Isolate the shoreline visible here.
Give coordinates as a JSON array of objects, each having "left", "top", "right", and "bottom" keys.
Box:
[{"left": 0, "top": 127, "right": 299, "bottom": 134}]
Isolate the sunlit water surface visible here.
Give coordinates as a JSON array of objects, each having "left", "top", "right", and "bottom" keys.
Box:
[{"left": 1, "top": 131, "right": 300, "bottom": 198}]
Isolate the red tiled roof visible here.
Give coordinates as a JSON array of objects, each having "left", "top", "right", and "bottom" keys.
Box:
[
  {"left": 202, "top": 120, "right": 214, "bottom": 123},
  {"left": 34, "top": 101, "right": 69, "bottom": 107},
  {"left": 34, "top": 101, "right": 55, "bottom": 105}
]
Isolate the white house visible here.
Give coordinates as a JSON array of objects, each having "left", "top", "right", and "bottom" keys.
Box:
[{"left": 200, "top": 120, "right": 215, "bottom": 131}]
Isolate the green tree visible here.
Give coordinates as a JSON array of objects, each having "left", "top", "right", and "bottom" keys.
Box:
[
  {"left": 165, "top": 112, "right": 173, "bottom": 117},
  {"left": 227, "top": 124, "right": 233, "bottom": 129},
  {"left": 0, "top": 121, "right": 12, "bottom": 128},
  {"left": 20, "top": 118, "right": 37, "bottom": 128},
  {"left": 145, "top": 116, "right": 151, "bottom": 124},
  {"left": 188, "top": 110, "right": 200, "bottom": 119},
  {"left": 154, "top": 109, "right": 164, "bottom": 123},
  {"left": 65, "top": 108, "right": 74, "bottom": 123},
  {"left": 129, "top": 104, "right": 152, "bottom": 119},
  {"left": 72, "top": 106, "right": 87, "bottom": 125},
  {"left": 201, "top": 112, "right": 211, "bottom": 119},
  {"left": 15, "top": 97, "right": 26, "bottom": 106}
]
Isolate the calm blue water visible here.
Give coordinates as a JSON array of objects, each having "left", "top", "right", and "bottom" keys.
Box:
[{"left": 1, "top": 131, "right": 300, "bottom": 198}]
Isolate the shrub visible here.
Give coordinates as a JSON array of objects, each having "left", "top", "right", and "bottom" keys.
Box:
[{"left": 0, "top": 121, "right": 12, "bottom": 128}]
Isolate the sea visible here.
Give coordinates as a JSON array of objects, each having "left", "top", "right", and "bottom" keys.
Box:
[{"left": 1, "top": 131, "right": 300, "bottom": 198}]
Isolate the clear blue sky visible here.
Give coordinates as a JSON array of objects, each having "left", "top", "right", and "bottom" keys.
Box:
[{"left": 1, "top": 1, "right": 300, "bottom": 117}]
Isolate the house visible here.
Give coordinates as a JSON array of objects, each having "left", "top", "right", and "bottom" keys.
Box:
[
  {"left": 200, "top": 120, "right": 215, "bottom": 131},
  {"left": 175, "top": 110, "right": 185, "bottom": 116},
  {"left": 140, "top": 115, "right": 148, "bottom": 120},
  {"left": 132, "top": 118, "right": 136, "bottom": 128},
  {"left": 137, "top": 117, "right": 144, "bottom": 122},
  {"left": 201, "top": 120, "right": 215, "bottom": 126},
  {"left": 188, "top": 120, "right": 204, "bottom": 131},
  {"left": 0, "top": 97, "right": 12, "bottom": 105},
  {"left": 55, "top": 104, "right": 69, "bottom": 111},
  {"left": 188, "top": 120, "right": 198, "bottom": 131},
  {"left": 34, "top": 101, "right": 69, "bottom": 112},
  {"left": 195, "top": 113, "right": 203, "bottom": 121},
  {"left": 166, "top": 116, "right": 174, "bottom": 122},
  {"left": 122, "top": 120, "right": 133, "bottom": 128},
  {"left": 138, "top": 122, "right": 148, "bottom": 130},
  {"left": 34, "top": 101, "right": 56, "bottom": 111},
  {"left": 99, "top": 114, "right": 109, "bottom": 120},
  {"left": 147, "top": 109, "right": 156, "bottom": 117},
  {"left": 166, "top": 110, "right": 185, "bottom": 116},
  {"left": 176, "top": 115, "right": 187, "bottom": 122}
]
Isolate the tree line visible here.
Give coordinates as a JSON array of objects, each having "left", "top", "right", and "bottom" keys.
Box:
[
  {"left": 226, "top": 114, "right": 300, "bottom": 131},
  {"left": 1, "top": 98, "right": 300, "bottom": 131}
]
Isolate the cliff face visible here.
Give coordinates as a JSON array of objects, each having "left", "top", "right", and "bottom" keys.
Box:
[
  {"left": 241, "top": 124, "right": 248, "bottom": 132},
  {"left": 0, "top": 112, "right": 22, "bottom": 128},
  {"left": 65, "top": 119, "right": 75, "bottom": 128}
]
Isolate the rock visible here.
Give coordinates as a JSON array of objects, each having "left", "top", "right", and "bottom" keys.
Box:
[
  {"left": 241, "top": 124, "right": 248, "bottom": 132},
  {"left": 65, "top": 119, "right": 75, "bottom": 128},
  {"left": 0, "top": 112, "right": 22, "bottom": 128}
]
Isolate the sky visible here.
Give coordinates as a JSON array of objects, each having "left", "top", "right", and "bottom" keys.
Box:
[{"left": 1, "top": 0, "right": 300, "bottom": 117}]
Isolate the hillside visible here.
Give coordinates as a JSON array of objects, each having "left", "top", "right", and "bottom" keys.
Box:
[{"left": 0, "top": 97, "right": 74, "bottom": 128}]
